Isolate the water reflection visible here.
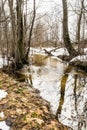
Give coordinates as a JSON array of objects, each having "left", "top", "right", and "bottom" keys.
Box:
[
  {"left": 32, "top": 54, "right": 48, "bottom": 66},
  {"left": 58, "top": 69, "right": 87, "bottom": 130},
  {"left": 56, "top": 66, "right": 72, "bottom": 117},
  {"left": 31, "top": 54, "right": 87, "bottom": 130}
]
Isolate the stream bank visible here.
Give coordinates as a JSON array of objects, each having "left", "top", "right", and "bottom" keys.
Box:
[
  {"left": 0, "top": 47, "right": 87, "bottom": 130},
  {"left": 0, "top": 72, "right": 68, "bottom": 130}
]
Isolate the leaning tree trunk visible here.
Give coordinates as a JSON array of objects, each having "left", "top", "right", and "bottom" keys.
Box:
[
  {"left": 25, "top": 0, "right": 36, "bottom": 63},
  {"left": 76, "top": 0, "right": 84, "bottom": 53},
  {"left": 62, "top": 0, "right": 78, "bottom": 57}
]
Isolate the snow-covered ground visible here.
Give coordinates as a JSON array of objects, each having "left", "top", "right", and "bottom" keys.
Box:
[
  {"left": 30, "top": 47, "right": 69, "bottom": 57},
  {"left": 51, "top": 47, "right": 69, "bottom": 56},
  {"left": 70, "top": 55, "right": 87, "bottom": 62}
]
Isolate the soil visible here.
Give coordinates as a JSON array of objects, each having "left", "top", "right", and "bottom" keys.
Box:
[{"left": 0, "top": 72, "right": 68, "bottom": 130}]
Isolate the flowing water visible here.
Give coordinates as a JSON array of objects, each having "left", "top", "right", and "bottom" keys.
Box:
[
  {"left": 0, "top": 52, "right": 87, "bottom": 130},
  {"left": 30, "top": 53, "right": 87, "bottom": 130}
]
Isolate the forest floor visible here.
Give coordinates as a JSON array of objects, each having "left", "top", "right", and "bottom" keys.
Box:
[{"left": 0, "top": 71, "right": 68, "bottom": 130}]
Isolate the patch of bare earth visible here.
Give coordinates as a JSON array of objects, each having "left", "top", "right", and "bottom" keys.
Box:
[{"left": 0, "top": 72, "right": 68, "bottom": 130}]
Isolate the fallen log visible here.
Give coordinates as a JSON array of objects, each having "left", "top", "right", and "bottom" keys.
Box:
[{"left": 44, "top": 47, "right": 61, "bottom": 56}]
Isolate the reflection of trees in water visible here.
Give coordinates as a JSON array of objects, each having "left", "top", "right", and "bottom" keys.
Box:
[
  {"left": 71, "top": 72, "right": 87, "bottom": 130},
  {"left": 56, "top": 66, "right": 72, "bottom": 118},
  {"left": 77, "top": 75, "right": 87, "bottom": 93},
  {"left": 73, "top": 70, "right": 78, "bottom": 114},
  {"left": 56, "top": 66, "right": 87, "bottom": 130},
  {"left": 75, "top": 74, "right": 87, "bottom": 130}
]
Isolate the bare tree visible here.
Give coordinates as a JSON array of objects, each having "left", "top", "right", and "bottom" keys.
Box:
[
  {"left": 62, "top": 0, "right": 78, "bottom": 56},
  {"left": 25, "top": 0, "right": 36, "bottom": 62},
  {"left": 8, "top": 0, "right": 16, "bottom": 57},
  {"left": 15, "top": 0, "right": 25, "bottom": 69},
  {"left": 76, "top": 0, "right": 85, "bottom": 53}
]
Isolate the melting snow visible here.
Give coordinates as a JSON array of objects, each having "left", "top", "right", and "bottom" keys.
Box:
[
  {"left": 0, "top": 90, "right": 7, "bottom": 100},
  {"left": 30, "top": 47, "right": 69, "bottom": 57},
  {"left": 0, "top": 112, "right": 4, "bottom": 118},
  {"left": 0, "top": 121, "right": 10, "bottom": 130},
  {"left": 0, "top": 56, "right": 7, "bottom": 68},
  {"left": 70, "top": 55, "right": 87, "bottom": 62},
  {"left": 84, "top": 48, "right": 87, "bottom": 54},
  {"left": 51, "top": 48, "right": 69, "bottom": 56}
]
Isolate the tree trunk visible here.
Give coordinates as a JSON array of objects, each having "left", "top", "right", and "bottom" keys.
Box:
[
  {"left": 76, "top": 0, "right": 84, "bottom": 53},
  {"left": 76, "top": 11, "right": 82, "bottom": 44},
  {"left": 8, "top": 0, "right": 16, "bottom": 57},
  {"left": 62, "top": 0, "right": 78, "bottom": 57},
  {"left": 2, "top": 0, "right": 9, "bottom": 67},
  {"left": 15, "top": 0, "right": 24, "bottom": 69},
  {"left": 25, "top": 0, "right": 36, "bottom": 62}
]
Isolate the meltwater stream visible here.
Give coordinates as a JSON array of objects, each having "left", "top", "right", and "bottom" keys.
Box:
[
  {"left": 30, "top": 54, "right": 87, "bottom": 130},
  {"left": 0, "top": 52, "right": 87, "bottom": 130}
]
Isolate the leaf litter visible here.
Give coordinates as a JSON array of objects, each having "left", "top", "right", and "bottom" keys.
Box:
[{"left": 0, "top": 72, "right": 68, "bottom": 130}]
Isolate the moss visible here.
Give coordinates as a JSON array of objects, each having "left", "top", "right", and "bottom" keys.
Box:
[
  {"left": 16, "top": 88, "right": 23, "bottom": 93},
  {"left": 50, "top": 128, "right": 55, "bottom": 130},
  {"left": 22, "top": 116, "right": 27, "bottom": 121},
  {"left": 31, "top": 112, "right": 38, "bottom": 118}
]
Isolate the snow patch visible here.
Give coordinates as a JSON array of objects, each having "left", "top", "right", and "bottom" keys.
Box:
[
  {"left": 0, "top": 121, "right": 10, "bottom": 130},
  {"left": 51, "top": 48, "right": 69, "bottom": 56},
  {"left": 30, "top": 47, "right": 45, "bottom": 55},
  {"left": 84, "top": 48, "right": 87, "bottom": 54},
  {"left": 0, "top": 112, "right": 4, "bottom": 118},
  {"left": 70, "top": 55, "right": 87, "bottom": 62},
  {"left": 0, "top": 90, "right": 7, "bottom": 100},
  {"left": 30, "top": 47, "right": 69, "bottom": 57},
  {"left": 0, "top": 56, "right": 7, "bottom": 68}
]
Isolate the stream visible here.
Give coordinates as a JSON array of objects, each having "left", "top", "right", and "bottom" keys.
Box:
[
  {"left": 30, "top": 53, "right": 87, "bottom": 130},
  {"left": 0, "top": 49, "right": 87, "bottom": 130}
]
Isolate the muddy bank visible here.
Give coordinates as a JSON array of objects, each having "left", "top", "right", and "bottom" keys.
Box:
[{"left": 0, "top": 72, "right": 68, "bottom": 130}]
